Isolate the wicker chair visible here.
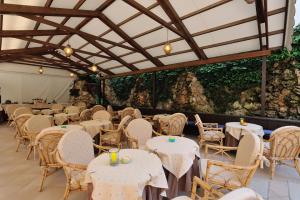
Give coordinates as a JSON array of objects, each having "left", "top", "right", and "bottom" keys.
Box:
[
  {"left": 51, "top": 104, "right": 64, "bottom": 114},
  {"left": 23, "top": 115, "right": 52, "bottom": 160},
  {"left": 156, "top": 113, "right": 187, "bottom": 136},
  {"left": 107, "top": 105, "right": 117, "bottom": 119},
  {"left": 202, "top": 132, "right": 263, "bottom": 193},
  {"left": 120, "top": 107, "right": 135, "bottom": 119},
  {"left": 99, "top": 115, "right": 131, "bottom": 148},
  {"left": 79, "top": 109, "right": 92, "bottom": 122},
  {"left": 56, "top": 130, "right": 109, "bottom": 200},
  {"left": 263, "top": 126, "right": 300, "bottom": 179},
  {"left": 15, "top": 114, "right": 33, "bottom": 152},
  {"left": 74, "top": 101, "right": 87, "bottom": 112},
  {"left": 5, "top": 104, "right": 21, "bottom": 125},
  {"left": 195, "top": 114, "right": 225, "bottom": 148},
  {"left": 92, "top": 110, "right": 112, "bottom": 121},
  {"left": 65, "top": 106, "right": 80, "bottom": 122},
  {"left": 91, "top": 105, "right": 105, "bottom": 114},
  {"left": 125, "top": 118, "right": 154, "bottom": 149},
  {"left": 13, "top": 107, "right": 32, "bottom": 119},
  {"left": 35, "top": 130, "right": 64, "bottom": 191}
]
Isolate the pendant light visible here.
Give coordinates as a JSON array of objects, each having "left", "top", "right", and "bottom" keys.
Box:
[
  {"left": 244, "top": 0, "right": 255, "bottom": 3},
  {"left": 163, "top": 29, "right": 172, "bottom": 55},
  {"left": 70, "top": 73, "right": 74, "bottom": 77},
  {"left": 39, "top": 67, "right": 44, "bottom": 74},
  {"left": 91, "top": 57, "right": 98, "bottom": 72},
  {"left": 63, "top": 39, "right": 74, "bottom": 57}
]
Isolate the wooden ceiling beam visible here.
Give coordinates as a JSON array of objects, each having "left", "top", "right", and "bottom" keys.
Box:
[
  {"left": 0, "top": 3, "right": 100, "bottom": 17},
  {"left": 124, "top": 0, "right": 184, "bottom": 37},
  {"left": 0, "top": 30, "right": 68, "bottom": 37},
  {"left": 264, "top": 0, "right": 269, "bottom": 49},
  {"left": 0, "top": 0, "right": 3, "bottom": 51},
  {"left": 25, "top": 0, "right": 53, "bottom": 48},
  {"left": 0, "top": 46, "right": 54, "bottom": 55},
  {"left": 98, "top": 13, "right": 164, "bottom": 67},
  {"left": 101, "top": 50, "right": 271, "bottom": 79},
  {"left": 157, "top": 0, "right": 207, "bottom": 59}
]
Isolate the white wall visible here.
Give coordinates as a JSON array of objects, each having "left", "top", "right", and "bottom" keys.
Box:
[{"left": 0, "top": 63, "right": 74, "bottom": 103}]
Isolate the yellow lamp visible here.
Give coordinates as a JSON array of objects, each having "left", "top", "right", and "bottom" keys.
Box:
[
  {"left": 91, "top": 64, "right": 98, "bottom": 72},
  {"left": 70, "top": 73, "right": 74, "bottom": 77},
  {"left": 163, "top": 42, "right": 172, "bottom": 55},
  {"left": 38, "top": 67, "right": 43, "bottom": 74},
  {"left": 63, "top": 44, "right": 74, "bottom": 57}
]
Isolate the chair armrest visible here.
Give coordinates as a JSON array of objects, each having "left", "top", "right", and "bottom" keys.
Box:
[
  {"left": 153, "top": 130, "right": 164, "bottom": 136},
  {"left": 191, "top": 176, "right": 224, "bottom": 199},
  {"left": 207, "top": 159, "right": 257, "bottom": 171},
  {"left": 205, "top": 144, "right": 238, "bottom": 151},
  {"left": 203, "top": 127, "right": 223, "bottom": 132},
  {"left": 93, "top": 144, "right": 112, "bottom": 152},
  {"left": 99, "top": 127, "right": 115, "bottom": 133}
]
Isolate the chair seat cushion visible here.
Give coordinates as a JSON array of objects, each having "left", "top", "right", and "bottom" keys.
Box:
[
  {"left": 70, "top": 170, "right": 88, "bottom": 190},
  {"left": 172, "top": 196, "right": 192, "bottom": 200},
  {"left": 203, "top": 130, "right": 225, "bottom": 140},
  {"left": 201, "top": 159, "right": 243, "bottom": 188}
]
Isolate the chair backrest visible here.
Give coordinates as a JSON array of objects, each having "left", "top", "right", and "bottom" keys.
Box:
[
  {"left": 269, "top": 126, "right": 300, "bottom": 160},
  {"left": 235, "top": 131, "right": 262, "bottom": 166},
  {"left": 35, "top": 131, "right": 64, "bottom": 166},
  {"left": 75, "top": 101, "right": 86, "bottom": 108},
  {"left": 57, "top": 130, "right": 94, "bottom": 165},
  {"left": 91, "top": 105, "right": 105, "bottom": 114},
  {"left": 121, "top": 107, "right": 135, "bottom": 119},
  {"left": 24, "top": 115, "right": 52, "bottom": 135},
  {"left": 194, "top": 114, "right": 205, "bottom": 135},
  {"left": 13, "top": 107, "right": 32, "bottom": 118},
  {"left": 219, "top": 187, "right": 264, "bottom": 200},
  {"left": 118, "top": 115, "right": 132, "bottom": 130},
  {"left": 80, "top": 109, "right": 92, "bottom": 121},
  {"left": 107, "top": 105, "right": 114, "bottom": 116},
  {"left": 92, "top": 110, "right": 112, "bottom": 121},
  {"left": 160, "top": 113, "right": 187, "bottom": 136},
  {"left": 126, "top": 119, "right": 153, "bottom": 148},
  {"left": 133, "top": 109, "right": 142, "bottom": 119},
  {"left": 65, "top": 106, "right": 80, "bottom": 114},
  {"left": 15, "top": 114, "right": 33, "bottom": 137},
  {"left": 5, "top": 104, "right": 21, "bottom": 119},
  {"left": 51, "top": 103, "right": 63, "bottom": 111}
]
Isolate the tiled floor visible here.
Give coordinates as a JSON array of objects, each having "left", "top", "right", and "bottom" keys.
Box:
[{"left": 0, "top": 124, "right": 299, "bottom": 200}]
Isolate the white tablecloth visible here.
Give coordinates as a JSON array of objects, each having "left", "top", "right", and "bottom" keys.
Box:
[
  {"left": 85, "top": 149, "right": 168, "bottom": 200},
  {"left": 40, "top": 125, "right": 83, "bottom": 135},
  {"left": 146, "top": 136, "right": 200, "bottom": 179},
  {"left": 225, "top": 122, "right": 264, "bottom": 140},
  {"left": 80, "top": 120, "right": 113, "bottom": 138}
]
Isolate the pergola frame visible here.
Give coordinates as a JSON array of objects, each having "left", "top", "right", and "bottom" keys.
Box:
[{"left": 0, "top": 0, "right": 291, "bottom": 76}]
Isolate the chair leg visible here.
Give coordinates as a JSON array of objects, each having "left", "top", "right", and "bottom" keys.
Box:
[
  {"left": 26, "top": 146, "right": 33, "bottom": 160},
  {"left": 270, "top": 160, "right": 276, "bottom": 179},
  {"left": 39, "top": 167, "right": 48, "bottom": 192},
  {"left": 294, "top": 159, "right": 300, "bottom": 176},
  {"left": 63, "top": 184, "right": 71, "bottom": 200},
  {"left": 16, "top": 140, "right": 21, "bottom": 152}
]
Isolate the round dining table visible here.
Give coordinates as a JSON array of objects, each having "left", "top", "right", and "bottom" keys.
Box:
[
  {"left": 85, "top": 149, "right": 168, "bottom": 200},
  {"left": 225, "top": 122, "right": 264, "bottom": 146},
  {"left": 40, "top": 124, "right": 83, "bottom": 135},
  {"left": 146, "top": 136, "right": 200, "bottom": 198},
  {"left": 80, "top": 119, "right": 113, "bottom": 138}
]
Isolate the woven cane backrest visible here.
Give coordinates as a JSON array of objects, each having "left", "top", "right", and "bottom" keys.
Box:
[
  {"left": 91, "top": 105, "right": 105, "bottom": 114},
  {"left": 118, "top": 115, "right": 132, "bottom": 131},
  {"left": 161, "top": 113, "right": 187, "bottom": 136},
  {"left": 107, "top": 105, "right": 114, "bottom": 116},
  {"left": 80, "top": 109, "right": 92, "bottom": 121},
  {"left": 133, "top": 109, "right": 142, "bottom": 119},
  {"left": 15, "top": 114, "right": 33, "bottom": 137},
  {"left": 92, "top": 110, "right": 112, "bottom": 121},
  {"left": 51, "top": 104, "right": 64, "bottom": 111},
  {"left": 65, "top": 106, "right": 80, "bottom": 114},
  {"left": 270, "top": 126, "right": 300, "bottom": 160},
  {"left": 13, "top": 107, "right": 32, "bottom": 118},
  {"left": 24, "top": 115, "right": 51, "bottom": 137},
  {"left": 194, "top": 114, "right": 205, "bottom": 135},
  {"left": 121, "top": 107, "right": 135, "bottom": 119},
  {"left": 35, "top": 131, "right": 64, "bottom": 166}
]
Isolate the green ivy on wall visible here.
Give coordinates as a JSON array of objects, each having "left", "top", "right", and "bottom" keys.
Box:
[{"left": 109, "top": 75, "right": 137, "bottom": 101}]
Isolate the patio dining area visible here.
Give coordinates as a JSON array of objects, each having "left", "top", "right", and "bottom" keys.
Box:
[{"left": 0, "top": 0, "right": 300, "bottom": 200}]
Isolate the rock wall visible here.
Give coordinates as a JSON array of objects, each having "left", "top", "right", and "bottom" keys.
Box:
[{"left": 70, "top": 80, "right": 95, "bottom": 107}]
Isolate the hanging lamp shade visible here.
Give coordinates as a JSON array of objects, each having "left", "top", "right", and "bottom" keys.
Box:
[
  {"left": 163, "top": 42, "right": 172, "bottom": 55},
  {"left": 70, "top": 73, "right": 74, "bottom": 77},
  {"left": 91, "top": 64, "right": 98, "bottom": 72},
  {"left": 39, "top": 67, "right": 43, "bottom": 74},
  {"left": 63, "top": 44, "right": 74, "bottom": 57}
]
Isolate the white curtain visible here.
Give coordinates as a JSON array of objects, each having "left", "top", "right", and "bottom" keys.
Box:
[{"left": 0, "top": 68, "right": 73, "bottom": 103}]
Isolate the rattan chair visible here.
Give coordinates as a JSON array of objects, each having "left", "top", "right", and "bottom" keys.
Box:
[
  {"left": 195, "top": 114, "right": 225, "bottom": 148},
  {"left": 65, "top": 106, "right": 80, "bottom": 122},
  {"left": 51, "top": 103, "right": 64, "bottom": 114},
  {"left": 263, "top": 126, "right": 300, "bottom": 179},
  {"left": 156, "top": 113, "right": 187, "bottom": 136},
  {"left": 56, "top": 130, "right": 109, "bottom": 200},
  {"left": 107, "top": 105, "right": 117, "bottom": 119},
  {"left": 125, "top": 118, "right": 153, "bottom": 149},
  {"left": 202, "top": 132, "right": 263, "bottom": 193},
  {"left": 15, "top": 114, "right": 33, "bottom": 152},
  {"left": 91, "top": 105, "right": 105, "bottom": 114},
  {"left": 23, "top": 115, "right": 52, "bottom": 160},
  {"left": 13, "top": 107, "right": 32, "bottom": 119},
  {"left": 74, "top": 101, "right": 87, "bottom": 112},
  {"left": 99, "top": 115, "right": 131, "bottom": 148},
  {"left": 92, "top": 110, "right": 112, "bottom": 121},
  {"left": 35, "top": 130, "right": 64, "bottom": 191},
  {"left": 79, "top": 109, "right": 92, "bottom": 122},
  {"left": 120, "top": 107, "right": 135, "bottom": 119}
]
